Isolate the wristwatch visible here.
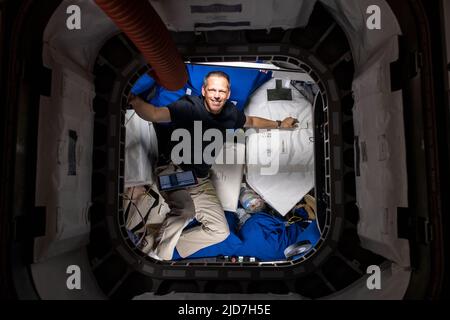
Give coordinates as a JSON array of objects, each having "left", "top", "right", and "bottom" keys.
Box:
[{"left": 276, "top": 120, "right": 282, "bottom": 128}]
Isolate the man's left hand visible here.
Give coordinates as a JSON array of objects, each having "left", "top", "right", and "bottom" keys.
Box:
[{"left": 281, "top": 117, "right": 299, "bottom": 128}]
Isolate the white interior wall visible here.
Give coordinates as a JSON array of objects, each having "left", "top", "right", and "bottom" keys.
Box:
[
  {"left": 31, "top": 248, "right": 106, "bottom": 300},
  {"left": 319, "top": 0, "right": 402, "bottom": 72},
  {"left": 43, "top": 0, "right": 118, "bottom": 75},
  {"left": 150, "top": 0, "right": 316, "bottom": 32}
]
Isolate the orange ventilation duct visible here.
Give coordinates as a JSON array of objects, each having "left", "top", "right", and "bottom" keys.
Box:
[{"left": 94, "top": 0, "right": 188, "bottom": 91}]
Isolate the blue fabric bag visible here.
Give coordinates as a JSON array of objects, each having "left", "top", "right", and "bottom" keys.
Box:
[{"left": 171, "top": 211, "right": 321, "bottom": 262}]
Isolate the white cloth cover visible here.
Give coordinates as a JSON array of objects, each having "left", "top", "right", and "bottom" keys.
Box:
[
  {"left": 124, "top": 111, "right": 159, "bottom": 188},
  {"left": 245, "top": 78, "right": 315, "bottom": 216},
  {"left": 352, "top": 37, "right": 410, "bottom": 267},
  {"left": 34, "top": 67, "right": 95, "bottom": 262},
  {"left": 210, "top": 142, "right": 246, "bottom": 212}
]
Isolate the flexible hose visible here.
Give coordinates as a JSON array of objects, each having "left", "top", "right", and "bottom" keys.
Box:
[{"left": 94, "top": 0, "right": 188, "bottom": 91}]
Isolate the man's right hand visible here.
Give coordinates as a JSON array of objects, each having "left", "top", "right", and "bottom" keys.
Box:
[
  {"left": 128, "top": 93, "right": 144, "bottom": 109},
  {"left": 127, "top": 93, "right": 171, "bottom": 123}
]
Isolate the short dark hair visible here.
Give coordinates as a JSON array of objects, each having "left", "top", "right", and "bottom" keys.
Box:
[{"left": 203, "top": 71, "right": 231, "bottom": 89}]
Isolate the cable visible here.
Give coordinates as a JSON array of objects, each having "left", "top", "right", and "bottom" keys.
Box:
[
  {"left": 122, "top": 181, "right": 161, "bottom": 248},
  {"left": 122, "top": 187, "right": 150, "bottom": 246}
]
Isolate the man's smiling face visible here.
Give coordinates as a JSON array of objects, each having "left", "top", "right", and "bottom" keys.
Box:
[{"left": 202, "top": 75, "right": 231, "bottom": 115}]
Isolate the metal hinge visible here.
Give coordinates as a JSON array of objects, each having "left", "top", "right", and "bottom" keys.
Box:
[
  {"left": 413, "top": 51, "right": 423, "bottom": 74},
  {"left": 417, "top": 217, "right": 433, "bottom": 245}
]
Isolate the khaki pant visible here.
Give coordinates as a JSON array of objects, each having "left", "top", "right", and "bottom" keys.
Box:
[{"left": 154, "top": 165, "right": 229, "bottom": 260}]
